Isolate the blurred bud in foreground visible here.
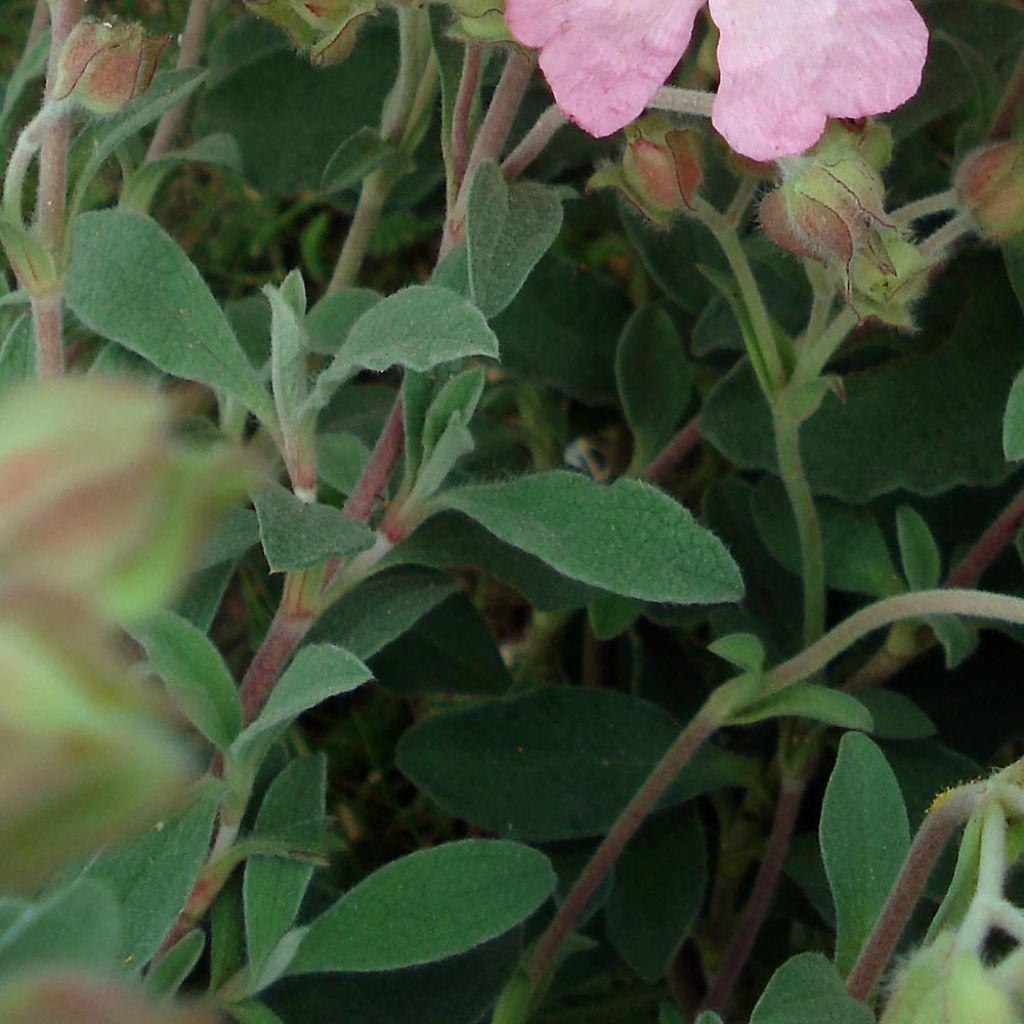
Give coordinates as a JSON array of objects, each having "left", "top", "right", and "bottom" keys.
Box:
[
  {"left": 0, "top": 588, "right": 191, "bottom": 890},
  {"left": 956, "top": 140, "right": 1024, "bottom": 244},
  {"left": 0, "top": 378, "right": 256, "bottom": 622},
  {"left": 881, "top": 931, "right": 1022, "bottom": 1024},
  {"left": 0, "top": 970, "right": 215, "bottom": 1024},
  {"left": 590, "top": 114, "right": 704, "bottom": 227},
  {"left": 53, "top": 18, "right": 167, "bottom": 116},
  {"left": 761, "top": 121, "right": 926, "bottom": 328}
]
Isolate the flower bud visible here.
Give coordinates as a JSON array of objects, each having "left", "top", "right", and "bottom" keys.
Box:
[
  {"left": 243, "top": 0, "right": 376, "bottom": 65},
  {"left": 0, "top": 378, "right": 256, "bottom": 621},
  {"left": 881, "top": 932, "right": 1022, "bottom": 1024},
  {"left": 761, "top": 122, "right": 925, "bottom": 327},
  {"left": 0, "top": 970, "right": 214, "bottom": 1024},
  {"left": 0, "top": 588, "right": 190, "bottom": 890},
  {"left": 590, "top": 114, "right": 703, "bottom": 227},
  {"left": 955, "top": 140, "right": 1024, "bottom": 243},
  {"left": 53, "top": 18, "right": 167, "bottom": 116}
]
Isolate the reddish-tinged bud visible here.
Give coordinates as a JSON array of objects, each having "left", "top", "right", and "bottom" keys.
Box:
[
  {"left": 0, "top": 378, "right": 257, "bottom": 621},
  {"left": 448, "top": 0, "right": 513, "bottom": 44},
  {"left": 956, "top": 140, "right": 1024, "bottom": 243},
  {"left": 590, "top": 114, "right": 703, "bottom": 227},
  {"left": 53, "top": 18, "right": 167, "bottom": 116},
  {"left": 0, "top": 970, "right": 214, "bottom": 1024}
]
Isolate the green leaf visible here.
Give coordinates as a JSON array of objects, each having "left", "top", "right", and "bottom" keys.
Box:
[
  {"left": 465, "top": 161, "right": 563, "bottom": 318},
  {"left": 819, "top": 733, "right": 909, "bottom": 977},
  {"left": 422, "top": 368, "right": 485, "bottom": 464},
  {"left": 193, "top": 507, "right": 260, "bottom": 573},
  {"left": 606, "top": 807, "right": 706, "bottom": 982},
  {"left": 65, "top": 210, "right": 274, "bottom": 422},
  {"left": 708, "top": 632, "right": 765, "bottom": 675},
  {"left": 321, "top": 127, "right": 400, "bottom": 194},
  {"left": 81, "top": 781, "right": 222, "bottom": 970},
  {"left": 289, "top": 840, "right": 555, "bottom": 973},
  {"left": 492, "top": 254, "right": 629, "bottom": 406},
  {"left": 253, "top": 483, "right": 375, "bottom": 571},
  {"left": 129, "top": 610, "right": 242, "bottom": 749},
  {"left": 267, "top": 931, "right": 520, "bottom": 1024},
  {"left": 306, "top": 288, "right": 381, "bottom": 356},
  {"left": 729, "top": 685, "right": 874, "bottom": 732},
  {"left": 752, "top": 478, "right": 904, "bottom": 598},
  {"left": 896, "top": 506, "right": 942, "bottom": 590},
  {"left": 704, "top": 258, "right": 1024, "bottom": 499},
  {"left": 231, "top": 1004, "right": 288, "bottom": 1024},
  {"left": 588, "top": 595, "right": 644, "bottom": 640},
  {"left": 211, "top": 873, "right": 246, "bottom": 993},
  {"left": 145, "top": 929, "right": 205, "bottom": 996},
  {"left": 397, "top": 688, "right": 754, "bottom": 842},
  {"left": 245, "top": 756, "right": 327, "bottom": 978},
  {"left": 306, "top": 567, "right": 456, "bottom": 660},
  {"left": 749, "top": 953, "right": 874, "bottom": 1024},
  {"left": 1004, "top": 365, "right": 1024, "bottom": 460},
  {"left": 317, "top": 432, "right": 370, "bottom": 494},
  {"left": 852, "top": 691, "right": 936, "bottom": 740},
  {"left": 266, "top": 270, "right": 310, "bottom": 445},
  {"left": 0, "top": 30, "right": 48, "bottom": 147},
  {"left": 240, "top": 645, "right": 371, "bottom": 745},
  {"left": 0, "top": 879, "right": 121, "bottom": 974},
  {"left": 371, "top": 593, "right": 513, "bottom": 697},
  {"left": 615, "top": 304, "right": 692, "bottom": 470},
  {"left": 435, "top": 471, "right": 743, "bottom": 605},
  {"left": 316, "top": 285, "right": 499, "bottom": 399},
  {"left": 67, "top": 69, "right": 207, "bottom": 217}
]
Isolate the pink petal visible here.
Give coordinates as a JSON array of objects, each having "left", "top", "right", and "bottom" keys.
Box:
[
  {"left": 709, "top": 0, "right": 929, "bottom": 160},
  {"left": 505, "top": 0, "right": 705, "bottom": 137}
]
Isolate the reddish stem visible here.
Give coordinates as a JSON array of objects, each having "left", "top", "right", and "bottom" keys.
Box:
[
  {"left": 450, "top": 44, "right": 482, "bottom": 196},
  {"left": 342, "top": 398, "right": 405, "bottom": 523},
  {"left": 702, "top": 773, "right": 807, "bottom": 1016},
  {"left": 643, "top": 415, "right": 702, "bottom": 483}
]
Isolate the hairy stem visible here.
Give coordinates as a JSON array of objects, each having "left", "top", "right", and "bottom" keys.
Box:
[
  {"left": 441, "top": 51, "right": 534, "bottom": 256},
  {"left": 846, "top": 785, "right": 982, "bottom": 1001},
  {"left": 642, "top": 414, "right": 701, "bottom": 482},
  {"left": 892, "top": 188, "right": 960, "bottom": 225},
  {"left": 146, "top": 0, "right": 212, "bottom": 160},
  {"left": 774, "top": 410, "right": 826, "bottom": 646},
  {"left": 28, "top": 0, "right": 48, "bottom": 46},
  {"left": 327, "top": 169, "right": 389, "bottom": 293},
  {"left": 765, "top": 589, "right": 1024, "bottom": 696},
  {"left": 703, "top": 773, "right": 808, "bottom": 1016},
  {"left": 526, "top": 690, "right": 739, "bottom": 990},
  {"left": 450, "top": 44, "right": 482, "bottom": 197},
  {"left": 502, "top": 105, "right": 568, "bottom": 180},
  {"left": 647, "top": 86, "right": 715, "bottom": 118}
]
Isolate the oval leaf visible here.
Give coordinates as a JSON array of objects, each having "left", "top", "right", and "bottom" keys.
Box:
[
  {"left": 435, "top": 471, "right": 743, "bottom": 605},
  {"left": 288, "top": 839, "right": 555, "bottom": 973},
  {"left": 66, "top": 210, "right": 274, "bottom": 422}
]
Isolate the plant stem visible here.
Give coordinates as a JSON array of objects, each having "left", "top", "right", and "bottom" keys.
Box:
[
  {"left": 502, "top": 105, "right": 568, "bottom": 180},
  {"left": 30, "top": 291, "right": 63, "bottom": 377},
  {"left": 146, "top": 0, "right": 212, "bottom": 161},
  {"left": 795, "top": 307, "right": 859, "bottom": 382},
  {"left": 3, "top": 105, "right": 50, "bottom": 222},
  {"left": 342, "top": 398, "right": 405, "bottom": 522},
  {"left": 698, "top": 200, "right": 786, "bottom": 393},
  {"left": 526, "top": 691, "right": 736, "bottom": 990},
  {"left": 764, "top": 589, "right": 1024, "bottom": 696},
  {"left": 642, "top": 414, "right": 701, "bottom": 482},
  {"left": 441, "top": 50, "right": 534, "bottom": 256},
  {"left": 450, "top": 44, "right": 482, "bottom": 196},
  {"left": 891, "top": 188, "right": 960, "bottom": 225},
  {"left": 846, "top": 785, "right": 982, "bottom": 1000},
  {"left": 703, "top": 773, "right": 808, "bottom": 1016},
  {"left": 647, "top": 86, "right": 715, "bottom": 118},
  {"left": 920, "top": 210, "right": 975, "bottom": 265},
  {"left": 774, "top": 410, "right": 825, "bottom": 645},
  {"left": 28, "top": 0, "right": 48, "bottom": 46},
  {"left": 991, "top": 49, "right": 1024, "bottom": 138},
  {"left": 326, "top": 169, "right": 389, "bottom": 293}
]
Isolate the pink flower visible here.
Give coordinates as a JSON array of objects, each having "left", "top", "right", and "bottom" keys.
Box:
[{"left": 505, "top": 0, "right": 929, "bottom": 161}]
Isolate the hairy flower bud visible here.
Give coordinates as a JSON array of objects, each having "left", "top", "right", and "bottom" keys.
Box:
[
  {"left": 53, "top": 18, "right": 167, "bottom": 116},
  {"left": 881, "top": 932, "right": 1022, "bottom": 1024},
  {"left": 956, "top": 140, "right": 1024, "bottom": 244},
  {"left": 0, "top": 379, "right": 256, "bottom": 621},
  {"left": 0, "top": 970, "right": 214, "bottom": 1024},
  {"left": 589, "top": 114, "right": 703, "bottom": 227},
  {"left": 243, "top": 0, "right": 376, "bottom": 65},
  {"left": 448, "top": 0, "right": 513, "bottom": 44},
  {"left": 761, "top": 122, "right": 925, "bottom": 327},
  {"left": 0, "top": 589, "right": 190, "bottom": 889}
]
